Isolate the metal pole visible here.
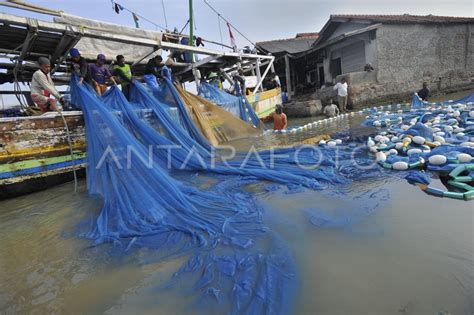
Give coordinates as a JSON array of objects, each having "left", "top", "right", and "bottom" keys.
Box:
[
  {"left": 255, "top": 58, "right": 262, "bottom": 93},
  {"left": 189, "top": 0, "right": 194, "bottom": 62}
]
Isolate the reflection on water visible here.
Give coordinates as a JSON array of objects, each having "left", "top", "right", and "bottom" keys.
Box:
[{"left": 1, "top": 90, "right": 473, "bottom": 314}]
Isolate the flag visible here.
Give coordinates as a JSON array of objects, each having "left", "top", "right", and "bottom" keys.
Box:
[
  {"left": 114, "top": 3, "right": 124, "bottom": 14},
  {"left": 227, "top": 22, "right": 237, "bottom": 52},
  {"left": 132, "top": 13, "right": 140, "bottom": 28}
]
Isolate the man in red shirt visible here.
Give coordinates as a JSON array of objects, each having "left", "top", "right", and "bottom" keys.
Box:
[{"left": 260, "top": 104, "right": 287, "bottom": 130}]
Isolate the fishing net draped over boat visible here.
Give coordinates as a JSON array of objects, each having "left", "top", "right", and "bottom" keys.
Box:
[
  {"left": 198, "top": 82, "right": 261, "bottom": 128},
  {"left": 69, "top": 73, "right": 393, "bottom": 314}
]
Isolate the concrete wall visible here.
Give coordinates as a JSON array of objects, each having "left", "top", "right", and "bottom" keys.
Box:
[
  {"left": 322, "top": 23, "right": 474, "bottom": 108},
  {"left": 365, "top": 23, "right": 474, "bottom": 103}
]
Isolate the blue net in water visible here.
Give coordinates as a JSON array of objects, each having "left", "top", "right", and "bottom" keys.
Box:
[
  {"left": 70, "top": 76, "right": 302, "bottom": 314},
  {"left": 69, "top": 73, "right": 400, "bottom": 313}
]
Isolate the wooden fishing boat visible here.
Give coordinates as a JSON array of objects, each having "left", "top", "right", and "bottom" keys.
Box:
[
  {"left": 0, "top": 112, "right": 86, "bottom": 199},
  {"left": 247, "top": 87, "right": 282, "bottom": 118},
  {"left": 0, "top": 4, "right": 277, "bottom": 199}
]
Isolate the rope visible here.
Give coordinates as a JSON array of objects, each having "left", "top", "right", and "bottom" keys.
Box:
[
  {"left": 161, "top": 0, "right": 168, "bottom": 28},
  {"left": 217, "top": 15, "right": 224, "bottom": 49},
  {"left": 58, "top": 108, "right": 78, "bottom": 193},
  {"left": 203, "top": 0, "right": 256, "bottom": 47},
  {"left": 110, "top": 1, "right": 167, "bottom": 30}
]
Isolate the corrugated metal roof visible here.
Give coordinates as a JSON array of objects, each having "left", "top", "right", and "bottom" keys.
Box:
[
  {"left": 331, "top": 14, "right": 474, "bottom": 24},
  {"left": 256, "top": 37, "right": 318, "bottom": 54}
]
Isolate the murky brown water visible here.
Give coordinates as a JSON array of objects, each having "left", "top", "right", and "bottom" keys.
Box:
[{"left": 0, "top": 90, "right": 473, "bottom": 314}]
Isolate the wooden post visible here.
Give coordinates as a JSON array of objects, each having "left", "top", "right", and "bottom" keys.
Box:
[{"left": 285, "top": 54, "right": 291, "bottom": 100}]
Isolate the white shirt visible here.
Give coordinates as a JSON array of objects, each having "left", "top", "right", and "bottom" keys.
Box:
[
  {"left": 333, "top": 82, "right": 348, "bottom": 97},
  {"left": 31, "top": 69, "right": 61, "bottom": 99}
]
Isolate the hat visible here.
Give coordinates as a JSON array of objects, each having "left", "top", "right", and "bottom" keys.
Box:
[
  {"left": 97, "top": 54, "right": 106, "bottom": 60},
  {"left": 37, "top": 56, "right": 50, "bottom": 66},
  {"left": 207, "top": 72, "right": 218, "bottom": 79},
  {"left": 69, "top": 48, "right": 80, "bottom": 57}
]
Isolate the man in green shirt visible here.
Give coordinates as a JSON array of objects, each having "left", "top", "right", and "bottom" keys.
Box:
[{"left": 113, "top": 55, "right": 133, "bottom": 100}]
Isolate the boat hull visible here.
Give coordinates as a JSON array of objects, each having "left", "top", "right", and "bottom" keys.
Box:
[
  {"left": 247, "top": 88, "right": 282, "bottom": 118},
  {"left": 0, "top": 111, "right": 86, "bottom": 199}
]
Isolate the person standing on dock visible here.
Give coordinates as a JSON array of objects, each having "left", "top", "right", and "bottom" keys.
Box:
[
  {"left": 144, "top": 55, "right": 163, "bottom": 88},
  {"left": 30, "top": 57, "right": 64, "bottom": 113},
  {"left": 418, "top": 82, "right": 430, "bottom": 101},
  {"left": 260, "top": 104, "right": 287, "bottom": 130},
  {"left": 333, "top": 78, "right": 348, "bottom": 113},
  {"left": 113, "top": 55, "right": 133, "bottom": 100},
  {"left": 323, "top": 99, "right": 340, "bottom": 117},
  {"left": 89, "top": 54, "right": 116, "bottom": 96},
  {"left": 69, "top": 48, "right": 89, "bottom": 84}
]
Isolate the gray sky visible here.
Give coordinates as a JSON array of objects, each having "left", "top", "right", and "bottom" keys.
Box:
[{"left": 1, "top": 0, "right": 473, "bottom": 48}]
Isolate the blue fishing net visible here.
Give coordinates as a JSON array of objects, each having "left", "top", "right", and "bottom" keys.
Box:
[
  {"left": 69, "top": 73, "right": 396, "bottom": 314},
  {"left": 70, "top": 76, "right": 301, "bottom": 314},
  {"left": 199, "top": 82, "right": 261, "bottom": 127}
]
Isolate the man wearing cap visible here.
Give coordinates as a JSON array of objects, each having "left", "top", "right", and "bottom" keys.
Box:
[
  {"left": 89, "top": 54, "right": 116, "bottom": 95},
  {"left": 30, "top": 57, "right": 65, "bottom": 113},
  {"left": 69, "top": 48, "right": 89, "bottom": 84}
]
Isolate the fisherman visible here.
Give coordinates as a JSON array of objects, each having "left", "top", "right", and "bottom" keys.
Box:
[
  {"left": 144, "top": 55, "right": 163, "bottom": 88},
  {"left": 232, "top": 69, "right": 246, "bottom": 96},
  {"left": 30, "top": 57, "right": 65, "bottom": 113},
  {"left": 89, "top": 54, "right": 116, "bottom": 96},
  {"left": 333, "top": 77, "right": 348, "bottom": 113},
  {"left": 260, "top": 104, "right": 287, "bottom": 130},
  {"left": 113, "top": 55, "right": 133, "bottom": 100},
  {"left": 323, "top": 99, "right": 340, "bottom": 118},
  {"left": 69, "top": 48, "right": 89, "bottom": 84},
  {"left": 418, "top": 82, "right": 430, "bottom": 101},
  {"left": 207, "top": 72, "right": 219, "bottom": 88}
]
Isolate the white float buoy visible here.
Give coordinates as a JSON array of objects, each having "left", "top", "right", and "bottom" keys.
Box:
[
  {"left": 393, "top": 161, "right": 409, "bottom": 170},
  {"left": 319, "top": 140, "right": 326, "bottom": 145},
  {"left": 433, "top": 135, "right": 445, "bottom": 144},
  {"left": 375, "top": 152, "right": 386, "bottom": 162},
  {"left": 395, "top": 142, "right": 404, "bottom": 150},
  {"left": 412, "top": 136, "right": 426, "bottom": 145},
  {"left": 457, "top": 153, "right": 473, "bottom": 163},
  {"left": 327, "top": 141, "right": 337, "bottom": 147},
  {"left": 335, "top": 139, "right": 342, "bottom": 144},
  {"left": 428, "top": 155, "right": 447, "bottom": 165},
  {"left": 374, "top": 135, "right": 384, "bottom": 142},
  {"left": 389, "top": 148, "right": 398, "bottom": 155}
]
